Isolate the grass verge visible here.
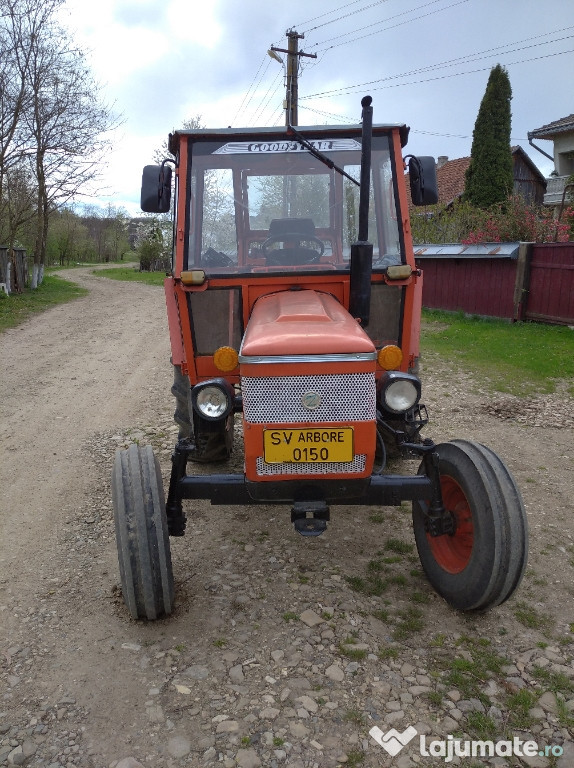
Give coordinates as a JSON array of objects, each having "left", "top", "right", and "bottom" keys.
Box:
[
  {"left": 0, "top": 275, "right": 88, "bottom": 333},
  {"left": 92, "top": 266, "right": 165, "bottom": 286},
  {"left": 421, "top": 309, "right": 574, "bottom": 397}
]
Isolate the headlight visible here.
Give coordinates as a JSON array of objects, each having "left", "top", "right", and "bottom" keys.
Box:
[
  {"left": 191, "top": 379, "right": 234, "bottom": 421},
  {"left": 378, "top": 371, "right": 421, "bottom": 415}
]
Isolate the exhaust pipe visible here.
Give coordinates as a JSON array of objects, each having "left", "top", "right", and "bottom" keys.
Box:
[{"left": 349, "top": 95, "right": 373, "bottom": 327}]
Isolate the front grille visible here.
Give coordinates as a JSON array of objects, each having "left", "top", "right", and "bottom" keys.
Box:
[
  {"left": 256, "top": 455, "right": 366, "bottom": 476},
  {"left": 242, "top": 373, "right": 376, "bottom": 424}
]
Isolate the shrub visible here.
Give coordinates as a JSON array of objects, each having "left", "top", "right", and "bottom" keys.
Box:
[
  {"left": 411, "top": 196, "right": 574, "bottom": 245},
  {"left": 462, "top": 195, "right": 573, "bottom": 244}
]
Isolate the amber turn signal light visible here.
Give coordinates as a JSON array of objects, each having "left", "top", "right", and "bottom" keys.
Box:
[
  {"left": 386, "top": 265, "right": 412, "bottom": 280},
  {"left": 377, "top": 344, "right": 403, "bottom": 370},
  {"left": 180, "top": 270, "right": 206, "bottom": 285},
  {"left": 213, "top": 346, "right": 239, "bottom": 372}
]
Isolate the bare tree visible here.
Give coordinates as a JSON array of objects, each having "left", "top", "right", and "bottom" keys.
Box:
[
  {"left": 0, "top": 0, "right": 118, "bottom": 288},
  {"left": 153, "top": 115, "right": 204, "bottom": 165},
  {"left": 24, "top": 27, "right": 117, "bottom": 286},
  {"left": 4, "top": 159, "right": 36, "bottom": 259},
  {"left": 0, "top": 0, "right": 65, "bottom": 289}
]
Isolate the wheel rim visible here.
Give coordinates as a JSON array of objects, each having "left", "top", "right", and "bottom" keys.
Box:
[{"left": 427, "top": 475, "right": 474, "bottom": 574}]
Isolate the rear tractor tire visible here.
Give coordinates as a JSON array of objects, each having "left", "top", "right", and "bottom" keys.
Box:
[
  {"left": 412, "top": 439, "right": 528, "bottom": 612},
  {"left": 112, "top": 444, "right": 174, "bottom": 620},
  {"left": 171, "top": 364, "right": 193, "bottom": 439}
]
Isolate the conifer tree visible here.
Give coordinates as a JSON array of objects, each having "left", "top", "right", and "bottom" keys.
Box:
[{"left": 464, "top": 64, "right": 513, "bottom": 208}]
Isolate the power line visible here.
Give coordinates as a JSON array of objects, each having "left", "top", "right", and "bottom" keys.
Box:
[
  {"left": 295, "top": 0, "right": 390, "bottom": 34},
  {"left": 338, "top": 47, "right": 574, "bottom": 95},
  {"left": 412, "top": 128, "right": 530, "bottom": 141},
  {"left": 310, "top": 0, "right": 469, "bottom": 54},
  {"left": 261, "top": 100, "right": 284, "bottom": 126},
  {"left": 299, "top": 106, "right": 533, "bottom": 139},
  {"left": 299, "top": 104, "right": 360, "bottom": 123},
  {"left": 252, "top": 73, "right": 284, "bottom": 124},
  {"left": 310, "top": 0, "right": 450, "bottom": 49},
  {"left": 231, "top": 55, "right": 271, "bottom": 127},
  {"left": 301, "top": 27, "right": 574, "bottom": 100},
  {"left": 303, "top": 0, "right": 392, "bottom": 35}
]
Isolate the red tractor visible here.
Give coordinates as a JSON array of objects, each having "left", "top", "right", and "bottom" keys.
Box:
[{"left": 112, "top": 97, "right": 528, "bottom": 620}]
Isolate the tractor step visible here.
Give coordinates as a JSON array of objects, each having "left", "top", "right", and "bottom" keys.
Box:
[{"left": 291, "top": 501, "right": 330, "bottom": 537}]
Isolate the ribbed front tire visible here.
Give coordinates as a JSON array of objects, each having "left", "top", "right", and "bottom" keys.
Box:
[
  {"left": 412, "top": 440, "right": 528, "bottom": 611},
  {"left": 112, "top": 444, "right": 174, "bottom": 620}
]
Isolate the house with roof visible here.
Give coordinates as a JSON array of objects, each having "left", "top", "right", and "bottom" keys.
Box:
[
  {"left": 421, "top": 147, "right": 546, "bottom": 211},
  {"left": 528, "top": 114, "right": 574, "bottom": 207}
]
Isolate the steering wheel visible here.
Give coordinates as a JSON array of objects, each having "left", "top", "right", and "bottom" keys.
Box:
[{"left": 262, "top": 233, "right": 325, "bottom": 266}]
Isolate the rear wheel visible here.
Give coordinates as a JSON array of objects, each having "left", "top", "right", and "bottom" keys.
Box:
[
  {"left": 112, "top": 444, "right": 174, "bottom": 620},
  {"left": 412, "top": 440, "right": 528, "bottom": 611},
  {"left": 171, "top": 364, "right": 193, "bottom": 439}
]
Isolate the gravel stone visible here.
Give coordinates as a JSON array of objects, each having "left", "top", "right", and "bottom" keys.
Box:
[
  {"left": 167, "top": 735, "right": 191, "bottom": 758},
  {"left": 325, "top": 664, "right": 345, "bottom": 682},
  {"left": 235, "top": 748, "right": 262, "bottom": 768},
  {"left": 183, "top": 664, "right": 209, "bottom": 680},
  {"left": 299, "top": 610, "right": 323, "bottom": 627},
  {"left": 1, "top": 268, "right": 573, "bottom": 768}
]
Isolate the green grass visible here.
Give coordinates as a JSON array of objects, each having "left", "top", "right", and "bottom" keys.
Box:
[
  {"left": 506, "top": 688, "right": 537, "bottom": 730},
  {"left": 384, "top": 538, "right": 414, "bottom": 555},
  {"left": 345, "top": 574, "right": 387, "bottom": 597},
  {"left": 531, "top": 666, "right": 574, "bottom": 695},
  {"left": 377, "top": 646, "right": 398, "bottom": 660},
  {"left": 392, "top": 606, "right": 425, "bottom": 640},
  {"left": 421, "top": 309, "right": 574, "bottom": 396},
  {"left": 346, "top": 750, "right": 365, "bottom": 767},
  {"left": 514, "top": 602, "right": 553, "bottom": 631},
  {"left": 465, "top": 711, "right": 498, "bottom": 740},
  {"left": 92, "top": 266, "right": 166, "bottom": 286},
  {"left": 0, "top": 275, "right": 89, "bottom": 332},
  {"left": 339, "top": 645, "right": 368, "bottom": 661},
  {"left": 437, "top": 637, "right": 508, "bottom": 706}
]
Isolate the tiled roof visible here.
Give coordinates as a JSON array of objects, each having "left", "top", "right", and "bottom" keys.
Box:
[
  {"left": 436, "top": 156, "right": 471, "bottom": 205},
  {"left": 528, "top": 114, "right": 574, "bottom": 139},
  {"left": 406, "top": 148, "right": 545, "bottom": 212}
]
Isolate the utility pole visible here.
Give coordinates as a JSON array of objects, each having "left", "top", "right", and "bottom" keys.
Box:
[{"left": 269, "top": 29, "right": 317, "bottom": 126}]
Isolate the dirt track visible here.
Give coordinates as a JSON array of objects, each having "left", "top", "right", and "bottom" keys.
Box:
[{"left": 1, "top": 267, "right": 573, "bottom": 768}]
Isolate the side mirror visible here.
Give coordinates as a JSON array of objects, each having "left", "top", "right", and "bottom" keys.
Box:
[
  {"left": 140, "top": 164, "right": 172, "bottom": 213},
  {"left": 409, "top": 156, "right": 439, "bottom": 206}
]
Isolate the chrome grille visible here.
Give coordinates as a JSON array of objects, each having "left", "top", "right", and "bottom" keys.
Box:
[
  {"left": 256, "top": 455, "right": 366, "bottom": 476},
  {"left": 242, "top": 373, "right": 376, "bottom": 424}
]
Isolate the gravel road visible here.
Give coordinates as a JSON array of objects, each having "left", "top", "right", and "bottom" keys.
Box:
[{"left": 1, "top": 267, "right": 573, "bottom": 768}]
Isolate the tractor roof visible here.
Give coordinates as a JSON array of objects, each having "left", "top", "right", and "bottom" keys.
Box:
[{"left": 168, "top": 123, "right": 410, "bottom": 155}]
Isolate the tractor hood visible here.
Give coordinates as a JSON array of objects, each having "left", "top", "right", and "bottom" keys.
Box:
[{"left": 239, "top": 290, "right": 376, "bottom": 359}]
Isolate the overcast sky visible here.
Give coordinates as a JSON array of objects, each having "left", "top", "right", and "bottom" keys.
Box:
[{"left": 61, "top": 0, "right": 574, "bottom": 215}]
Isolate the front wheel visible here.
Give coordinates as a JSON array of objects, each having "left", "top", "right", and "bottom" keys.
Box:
[
  {"left": 112, "top": 444, "right": 174, "bottom": 620},
  {"left": 412, "top": 440, "right": 528, "bottom": 611}
]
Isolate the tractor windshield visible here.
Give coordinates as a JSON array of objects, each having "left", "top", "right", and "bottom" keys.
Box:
[{"left": 186, "top": 134, "right": 402, "bottom": 275}]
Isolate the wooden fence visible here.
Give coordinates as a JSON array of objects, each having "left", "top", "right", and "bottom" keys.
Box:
[
  {"left": 415, "top": 242, "right": 574, "bottom": 325},
  {"left": 0, "top": 247, "right": 28, "bottom": 294}
]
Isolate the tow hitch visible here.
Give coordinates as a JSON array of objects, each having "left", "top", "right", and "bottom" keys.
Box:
[{"left": 291, "top": 501, "right": 330, "bottom": 537}]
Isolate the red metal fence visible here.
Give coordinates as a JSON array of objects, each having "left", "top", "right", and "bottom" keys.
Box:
[
  {"left": 415, "top": 242, "right": 574, "bottom": 325},
  {"left": 523, "top": 243, "right": 574, "bottom": 324}
]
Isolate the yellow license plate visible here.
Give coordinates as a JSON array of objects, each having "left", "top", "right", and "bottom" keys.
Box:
[{"left": 263, "top": 428, "right": 354, "bottom": 463}]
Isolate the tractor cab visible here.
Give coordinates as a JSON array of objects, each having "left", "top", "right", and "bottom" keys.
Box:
[{"left": 171, "top": 127, "right": 403, "bottom": 273}]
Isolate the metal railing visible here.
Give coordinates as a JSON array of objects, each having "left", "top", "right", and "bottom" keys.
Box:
[{"left": 543, "top": 175, "right": 572, "bottom": 205}]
